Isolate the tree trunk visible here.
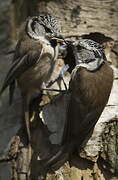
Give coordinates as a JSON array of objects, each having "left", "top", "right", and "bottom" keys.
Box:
[{"left": 0, "top": 0, "right": 118, "bottom": 180}]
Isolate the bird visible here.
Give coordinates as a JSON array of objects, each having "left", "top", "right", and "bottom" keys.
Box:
[
  {"left": 0, "top": 13, "right": 64, "bottom": 143},
  {"left": 42, "top": 39, "right": 113, "bottom": 170}
]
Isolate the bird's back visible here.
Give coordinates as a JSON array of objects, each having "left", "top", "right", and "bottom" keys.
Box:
[{"left": 62, "top": 62, "right": 113, "bottom": 147}]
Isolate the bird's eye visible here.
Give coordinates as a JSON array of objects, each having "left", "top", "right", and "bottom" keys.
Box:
[{"left": 45, "top": 26, "right": 52, "bottom": 33}]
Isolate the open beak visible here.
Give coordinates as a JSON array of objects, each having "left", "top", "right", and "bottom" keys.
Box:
[{"left": 51, "top": 34, "right": 66, "bottom": 43}]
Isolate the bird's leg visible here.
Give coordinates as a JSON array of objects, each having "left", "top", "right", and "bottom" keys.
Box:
[
  {"left": 45, "top": 64, "right": 69, "bottom": 91},
  {"left": 59, "top": 64, "right": 69, "bottom": 90},
  {"left": 42, "top": 84, "right": 66, "bottom": 102},
  {"left": 42, "top": 88, "right": 67, "bottom": 93}
]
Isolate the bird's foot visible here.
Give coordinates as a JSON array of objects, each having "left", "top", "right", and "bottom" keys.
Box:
[
  {"left": 46, "top": 64, "right": 69, "bottom": 91},
  {"left": 42, "top": 88, "right": 67, "bottom": 93}
]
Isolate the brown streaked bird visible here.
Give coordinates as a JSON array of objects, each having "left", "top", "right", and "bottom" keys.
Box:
[
  {"left": 43, "top": 39, "right": 113, "bottom": 170},
  {"left": 0, "top": 13, "right": 64, "bottom": 143}
]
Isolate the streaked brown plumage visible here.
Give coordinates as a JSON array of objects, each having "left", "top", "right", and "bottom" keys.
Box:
[
  {"left": 63, "top": 61, "right": 113, "bottom": 147},
  {"left": 43, "top": 39, "right": 113, "bottom": 170},
  {"left": 0, "top": 14, "right": 63, "bottom": 143}
]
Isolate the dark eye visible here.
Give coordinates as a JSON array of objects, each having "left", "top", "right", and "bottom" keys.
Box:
[{"left": 45, "top": 26, "right": 52, "bottom": 33}]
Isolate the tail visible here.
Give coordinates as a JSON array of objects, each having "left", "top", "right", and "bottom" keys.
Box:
[
  {"left": 24, "top": 111, "right": 31, "bottom": 143},
  {"left": 23, "top": 97, "right": 31, "bottom": 144}
]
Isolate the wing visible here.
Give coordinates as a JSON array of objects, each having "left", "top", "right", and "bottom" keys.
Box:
[
  {"left": 64, "top": 63, "right": 113, "bottom": 147},
  {"left": 0, "top": 45, "right": 42, "bottom": 101},
  {"left": 63, "top": 96, "right": 104, "bottom": 148}
]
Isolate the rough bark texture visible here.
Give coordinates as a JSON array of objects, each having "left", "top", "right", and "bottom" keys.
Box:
[
  {"left": 0, "top": 0, "right": 118, "bottom": 180},
  {"left": 33, "top": 0, "right": 118, "bottom": 40}
]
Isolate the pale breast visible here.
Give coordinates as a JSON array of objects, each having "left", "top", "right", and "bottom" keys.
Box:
[{"left": 18, "top": 43, "right": 57, "bottom": 95}]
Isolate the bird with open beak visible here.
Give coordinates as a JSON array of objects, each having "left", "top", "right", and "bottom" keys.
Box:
[
  {"left": 0, "top": 13, "right": 64, "bottom": 143},
  {"left": 43, "top": 39, "right": 113, "bottom": 170}
]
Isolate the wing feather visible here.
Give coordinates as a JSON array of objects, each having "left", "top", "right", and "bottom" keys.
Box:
[{"left": 0, "top": 48, "right": 42, "bottom": 101}]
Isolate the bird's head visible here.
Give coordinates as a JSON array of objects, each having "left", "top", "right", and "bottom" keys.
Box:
[
  {"left": 26, "top": 13, "right": 65, "bottom": 45},
  {"left": 63, "top": 40, "right": 105, "bottom": 72}
]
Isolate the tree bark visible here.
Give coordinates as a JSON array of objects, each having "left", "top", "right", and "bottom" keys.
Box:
[{"left": 0, "top": 0, "right": 118, "bottom": 180}]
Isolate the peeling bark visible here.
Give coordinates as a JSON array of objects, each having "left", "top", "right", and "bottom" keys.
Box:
[{"left": 0, "top": 0, "right": 118, "bottom": 180}]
